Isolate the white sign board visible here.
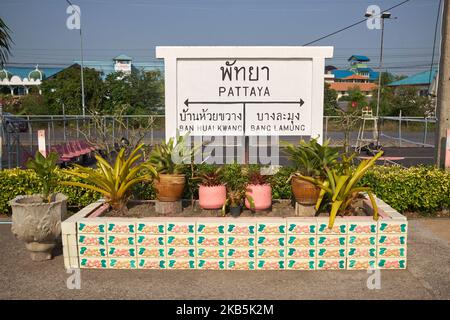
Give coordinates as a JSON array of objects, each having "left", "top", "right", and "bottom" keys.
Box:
[{"left": 156, "top": 46, "right": 333, "bottom": 142}]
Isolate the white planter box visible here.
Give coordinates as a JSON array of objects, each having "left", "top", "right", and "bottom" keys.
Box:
[{"left": 62, "top": 197, "right": 408, "bottom": 271}]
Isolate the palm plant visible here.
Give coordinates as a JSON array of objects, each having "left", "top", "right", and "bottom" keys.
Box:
[
  {"left": 61, "top": 144, "right": 156, "bottom": 213},
  {"left": 0, "top": 18, "right": 13, "bottom": 66},
  {"left": 295, "top": 151, "right": 383, "bottom": 228},
  {"left": 25, "top": 151, "right": 59, "bottom": 203},
  {"left": 149, "top": 131, "right": 197, "bottom": 175}
]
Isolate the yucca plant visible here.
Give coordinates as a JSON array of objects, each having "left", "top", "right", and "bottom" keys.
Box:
[
  {"left": 25, "top": 151, "right": 59, "bottom": 203},
  {"left": 61, "top": 144, "right": 156, "bottom": 213},
  {"left": 295, "top": 151, "right": 384, "bottom": 229}
]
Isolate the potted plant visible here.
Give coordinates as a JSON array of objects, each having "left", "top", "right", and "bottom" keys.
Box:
[
  {"left": 61, "top": 143, "right": 156, "bottom": 215},
  {"left": 197, "top": 166, "right": 226, "bottom": 210},
  {"left": 295, "top": 151, "right": 383, "bottom": 228},
  {"left": 10, "top": 151, "right": 68, "bottom": 261},
  {"left": 284, "top": 138, "right": 339, "bottom": 205},
  {"left": 245, "top": 169, "right": 272, "bottom": 211},
  {"left": 222, "top": 188, "right": 254, "bottom": 217},
  {"left": 149, "top": 132, "right": 197, "bottom": 202}
]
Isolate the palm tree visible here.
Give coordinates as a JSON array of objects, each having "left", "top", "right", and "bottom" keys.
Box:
[{"left": 0, "top": 18, "right": 13, "bottom": 66}]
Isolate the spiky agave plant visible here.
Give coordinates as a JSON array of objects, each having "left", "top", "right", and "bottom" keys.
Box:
[
  {"left": 295, "top": 151, "right": 383, "bottom": 229},
  {"left": 61, "top": 144, "right": 156, "bottom": 213}
]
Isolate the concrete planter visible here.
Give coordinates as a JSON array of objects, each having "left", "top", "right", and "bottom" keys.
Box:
[
  {"left": 10, "top": 193, "right": 68, "bottom": 261},
  {"left": 62, "top": 196, "right": 407, "bottom": 271}
]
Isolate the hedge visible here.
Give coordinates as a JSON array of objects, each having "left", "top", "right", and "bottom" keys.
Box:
[
  {"left": 360, "top": 166, "right": 450, "bottom": 215},
  {"left": 1, "top": 165, "right": 449, "bottom": 216}
]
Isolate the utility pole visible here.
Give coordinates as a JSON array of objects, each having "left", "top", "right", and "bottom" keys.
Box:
[{"left": 435, "top": 0, "right": 450, "bottom": 169}]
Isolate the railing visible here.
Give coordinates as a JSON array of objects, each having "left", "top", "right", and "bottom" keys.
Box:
[{"left": 0, "top": 113, "right": 436, "bottom": 169}]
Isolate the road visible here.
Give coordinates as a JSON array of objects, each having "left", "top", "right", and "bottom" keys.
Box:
[{"left": 0, "top": 218, "right": 449, "bottom": 300}]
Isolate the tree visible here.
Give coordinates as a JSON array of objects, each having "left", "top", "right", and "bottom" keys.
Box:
[
  {"left": 324, "top": 83, "right": 338, "bottom": 116},
  {"left": 103, "top": 69, "right": 164, "bottom": 115},
  {"left": 41, "top": 65, "right": 104, "bottom": 114},
  {"left": 340, "top": 87, "right": 367, "bottom": 111},
  {"left": 0, "top": 18, "right": 12, "bottom": 66},
  {"left": 389, "top": 86, "right": 434, "bottom": 117}
]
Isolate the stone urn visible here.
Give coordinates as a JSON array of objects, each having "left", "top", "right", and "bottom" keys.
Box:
[{"left": 10, "top": 193, "right": 68, "bottom": 261}]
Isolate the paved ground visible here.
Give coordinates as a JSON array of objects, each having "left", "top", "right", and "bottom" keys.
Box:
[{"left": 0, "top": 219, "right": 449, "bottom": 300}]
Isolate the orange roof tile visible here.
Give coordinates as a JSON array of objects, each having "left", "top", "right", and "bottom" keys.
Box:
[
  {"left": 329, "top": 82, "right": 377, "bottom": 92},
  {"left": 342, "top": 74, "right": 369, "bottom": 80}
]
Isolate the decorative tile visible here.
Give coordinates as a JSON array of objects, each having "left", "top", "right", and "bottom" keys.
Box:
[
  {"left": 316, "top": 247, "right": 346, "bottom": 258},
  {"left": 378, "top": 221, "right": 407, "bottom": 234},
  {"left": 108, "top": 246, "right": 136, "bottom": 258},
  {"left": 227, "top": 259, "right": 255, "bottom": 270},
  {"left": 138, "top": 258, "right": 166, "bottom": 269},
  {"left": 377, "top": 258, "right": 406, "bottom": 269},
  {"left": 256, "top": 259, "right": 285, "bottom": 270},
  {"left": 317, "top": 221, "right": 347, "bottom": 235},
  {"left": 347, "top": 235, "right": 377, "bottom": 246},
  {"left": 166, "top": 247, "right": 196, "bottom": 258},
  {"left": 286, "top": 247, "right": 315, "bottom": 259},
  {"left": 107, "top": 222, "right": 135, "bottom": 234},
  {"left": 286, "top": 259, "right": 315, "bottom": 270},
  {"left": 347, "top": 246, "right": 377, "bottom": 258},
  {"left": 197, "top": 259, "right": 226, "bottom": 270},
  {"left": 197, "top": 247, "right": 225, "bottom": 259},
  {"left": 286, "top": 219, "right": 317, "bottom": 234},
  {"left": 227, "top": 236, "right": 255, "bottom": 247},
  {"left": 197, "top": 223, "right": 226, "bottom": 235},
  {"left": 286, "top": 235, "right": 315, "bottom": 247},
  {"left": 378, "top": 234, "right": 407, "bottom": 246},
  {"left": 257, "top": 247, "right": 285, "bottom": 258},
  {"left": 347, "top": 259, "right": 376, "bottom": 270},
  {"left": 316, "top": 259, "right": 346, "bottom": 270},
  {"left": 109, "top": 258, "right": 137, "bottom": 269},
  {"left": 378, "top": 246, "right": 407, "bottom": 258},
  {"left": 257, "top": 222, "right": 286, "bottom": 235},
  {"left": 226, "top": 247, "right": 255, "bottom": 259},
  {"left": 78, "top": 222, "right": 105, "bottom": 234},
  {"left": 316, "top": 235, "right": 346, "bottom": 247},
  {"left": 78, "top": 234, "right": 106, "bottom": 246},
  {"left": 227, "top": 222, "right": 256, "bottom": 235},
  {"left": 257, "top": 235, "right": 285, "bottom": 247},
  {"left": 167, "top": 259, "right": 196, "bottom": 270},
  {"left": 107, "top": 235, "right": 136, "bottom": 246},
  {"left": 166, "top": 235, "right": 195, "bottom": 247},
  {"left": 136, "top": 222, "right": 165, "bottom": 234},
  {"left": 347, "top": 221, "right": 377, "bottom": 234},
  {"left": 79, "top": 257, "right": 107, "bottom": 269},
  {"left": 166, "top": 222, "right": 195, "bottom": 234},
  {"left": 136, "top": 235, "right": 165, "bottom": 246},
  {"left": 197, "top": 235, "right": 225, "bottom": 247},
  {"left": 79, "top": 246, "right": 107, "bottom": 257},
  {"left": 137, "top": 247, "right": 165, "bottom": 258}
]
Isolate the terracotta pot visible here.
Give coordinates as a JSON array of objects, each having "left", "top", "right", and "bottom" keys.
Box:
[
  {"left": 154, "top": 174, "right": 186, "bottom": 202},
  {"left": 245, "top": 184, "right": 272, "bottom": 210},
  {"left": 291, "top": 176, "right": 320, "bottom": 205},
  {"left": 10, "top": 193, "right": 67, "bottom": 261},
  {"left": 199, "top": 185, "right": 226, "bottom": 209}
]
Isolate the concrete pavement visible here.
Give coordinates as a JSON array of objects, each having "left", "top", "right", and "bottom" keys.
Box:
[{"left": 0, "top": 219, "right": 449, "bottom": 300}]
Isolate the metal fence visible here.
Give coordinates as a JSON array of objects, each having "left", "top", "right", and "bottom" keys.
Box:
[{"left": 0, "top": 112, "right": 436, "bottom": 169}]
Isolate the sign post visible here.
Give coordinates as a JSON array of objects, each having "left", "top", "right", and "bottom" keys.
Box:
[{"left": 157, "top": 46, "right": 333, "bottom": 144}]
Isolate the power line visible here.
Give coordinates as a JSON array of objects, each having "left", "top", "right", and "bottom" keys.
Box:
[{"left": 302, "top": 0, "right": 411, "bottom": 46}]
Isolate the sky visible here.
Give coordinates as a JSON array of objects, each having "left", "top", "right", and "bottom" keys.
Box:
[{"left": 0, "top": 0, "right": 443, "bottom": 75}]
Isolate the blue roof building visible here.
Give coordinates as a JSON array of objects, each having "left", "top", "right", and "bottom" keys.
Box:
[
  {"left": 388, "top": 69, "right": 438, "bottom": 96},
  {"left": 1, "top": 54, "right": 164, "bottom": 95}
]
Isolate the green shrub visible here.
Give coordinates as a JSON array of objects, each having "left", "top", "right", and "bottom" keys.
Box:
[
  {"left": 360, "top": 166, "right": 450, "bottom": 214},
  {"left": 0, "top": 168, "right": 101, "bottom": 215}
]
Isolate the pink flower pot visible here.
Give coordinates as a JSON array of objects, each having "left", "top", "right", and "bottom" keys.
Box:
[
  {"left": 199, "top": 185, "right": 226, "bottom": 209},
  {"left": 245, "top": 184, "right": 272, "bottom": 211}
]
